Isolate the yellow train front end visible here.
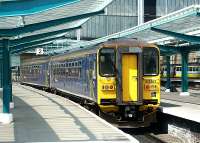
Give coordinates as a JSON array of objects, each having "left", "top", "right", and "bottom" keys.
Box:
[{"left": 96, "top": 40, "right": 160, "bottom": 122}]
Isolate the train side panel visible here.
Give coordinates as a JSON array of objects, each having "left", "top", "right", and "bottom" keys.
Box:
[
  {"left": 50, "top": 53, "right": 97, "bottom": 102},
  {"left": 161, "top": 64, "right": 200, "bottom": 79},
  {"left": 21, "top": 62, "right": 49, "bottom": 87}
]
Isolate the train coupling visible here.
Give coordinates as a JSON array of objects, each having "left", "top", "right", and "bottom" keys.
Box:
[{"left": 124, "top": 106, "right": 137, "bottom": 119}]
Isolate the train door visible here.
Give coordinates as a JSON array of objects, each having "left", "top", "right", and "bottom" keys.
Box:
[
  {"left": 122, "top": 54, "right": 138, "bottom": 102},
  {"left": 88, "top": 55, "right": 97, "bottom": 100},
  {"left": 116, "top": 47, "right": 143, "bottom": 105}
]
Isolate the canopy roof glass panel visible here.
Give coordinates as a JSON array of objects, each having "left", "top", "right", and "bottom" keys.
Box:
[
  {"left": 0, "top": 0, "right": 113, "bottom": 38},
  {"left": 18, "top": 18, "right": 89, "bottom": 39}
]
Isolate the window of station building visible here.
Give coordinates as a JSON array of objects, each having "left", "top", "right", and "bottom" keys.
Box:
[
  {"left": 144, "top": 0, "right": 156, "bottom": 22},
  {"left": 143, "top": 48, "right": 159, "bottom": 76}
]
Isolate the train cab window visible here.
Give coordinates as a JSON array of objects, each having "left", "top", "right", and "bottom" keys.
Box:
[
  {"left": 99, "top": 48, "right": 115, "bottom": 77},
  {"left": 143, "top": 48, "right": 159, "bottom": 76}
]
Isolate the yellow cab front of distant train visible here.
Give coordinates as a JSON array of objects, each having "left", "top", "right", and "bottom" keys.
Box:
[{"left": 96, "top": 39, "right": 160, "bottom": 122}]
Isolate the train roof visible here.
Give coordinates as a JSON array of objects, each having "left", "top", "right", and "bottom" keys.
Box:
[
  {"left": 100, "top": 39, "right": 156, "bottom": 49},
  {"left": 21, "top": 39, "right": 158, "bottom": 65},
  {"left": 21, "top": 56, "right": 50, "bottom": 66}
]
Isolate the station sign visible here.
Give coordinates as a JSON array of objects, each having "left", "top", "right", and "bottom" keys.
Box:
[{"left": 35, "top": 48, "right": 44, "bottom": 55}]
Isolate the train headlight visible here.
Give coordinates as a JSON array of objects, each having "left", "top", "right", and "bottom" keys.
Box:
[
  {"left": 102, "top": 84, "right": 115, "bottom": 91},
  {"left": 144, "top": 84, "right": 158, "bottom": 91}
]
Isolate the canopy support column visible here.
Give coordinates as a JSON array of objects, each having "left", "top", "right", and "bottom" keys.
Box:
[
  {"left": 9, "top": 53, "right": 14, "bottom": 109},
  {"left": 165, "top": 56, "right": 171, "bottom": 92},
  {"left": 180, "top": 51, "right": 190, "bottom": 96},
  {"left": 0, "top": 39, "right": 13, "bottom": 124},
  {"left": 138, "top": 0, "right": 144, "bottom": 25}
]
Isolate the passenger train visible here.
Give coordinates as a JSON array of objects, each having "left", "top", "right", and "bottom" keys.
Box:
[
  {"left": 20, "top": 39, "right": 160, "bottom": 123},
  {"left": 161, "top": 63, "right": 200, "bottom": 79}
]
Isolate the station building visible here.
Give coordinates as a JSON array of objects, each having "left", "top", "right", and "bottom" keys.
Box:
[{"left": 20, "top": 0, "right": 200, "bottom": 63}]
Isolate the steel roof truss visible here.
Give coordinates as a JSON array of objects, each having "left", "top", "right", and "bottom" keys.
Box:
[
  {"left": 11, "top": 36, "right": 66, "bottom": 53},
  {"left": 12, "top": 43, "right": 50, "bottom": 55},
  {"left": 151, "top": 27, "right": 200, "bottom": 44},
  {"left": 10, "top": 26, "right": 81, "bottom": 47}
]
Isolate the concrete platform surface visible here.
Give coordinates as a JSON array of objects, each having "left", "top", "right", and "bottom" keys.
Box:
[
  {"left": 161, "top": 91, "right": 200, "bottom": 123},
  {"left": 0, "top": 84, "right": 138, "bottom": 143}
]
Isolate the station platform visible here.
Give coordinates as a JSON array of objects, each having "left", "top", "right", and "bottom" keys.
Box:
[
  {"left": 0, "top": 84, "right": 138, "bottom": 143},
  {"left": 160, "top": 91, "right": 200, "bottom": 123},
  {"left": 161, "top": 78, "right": 200, "bottom": 83}
]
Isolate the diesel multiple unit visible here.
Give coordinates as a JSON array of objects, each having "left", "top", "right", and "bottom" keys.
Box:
[{"left": 20, "top": 39, "right": 160, "bottom": 123}]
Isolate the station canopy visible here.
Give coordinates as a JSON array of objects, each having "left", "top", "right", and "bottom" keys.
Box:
[
  {"left": 53, "top": 5, "right": 200, "bottom": 54},
  {"left": 0, "top": 0, "right": 113, "bottom": 51}
]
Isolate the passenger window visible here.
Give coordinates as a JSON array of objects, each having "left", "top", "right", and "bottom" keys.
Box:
[{"left": 79, "top": 61, "right": 82, "bottom": 66}]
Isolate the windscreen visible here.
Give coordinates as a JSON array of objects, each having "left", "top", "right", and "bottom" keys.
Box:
[
  {"left": 143, "top": 48, "right": 159, "bottom": 75},
  {"left": 99, "top": 48, "right": 115, "bottom": 77}
]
